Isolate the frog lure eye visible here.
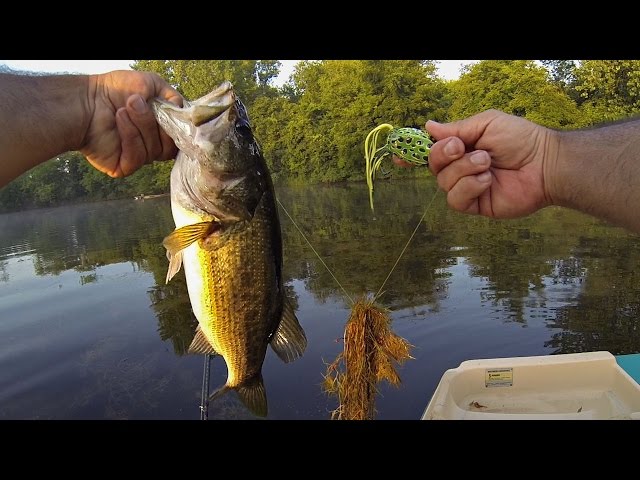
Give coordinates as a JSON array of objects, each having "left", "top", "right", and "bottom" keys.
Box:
[{"left": 364, "top": 124, "right": 433, "bottom": 211}]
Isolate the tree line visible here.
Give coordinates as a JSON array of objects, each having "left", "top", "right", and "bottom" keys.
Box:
[{"left": 2, "top": 60, "right": 640, "bottom": 212}]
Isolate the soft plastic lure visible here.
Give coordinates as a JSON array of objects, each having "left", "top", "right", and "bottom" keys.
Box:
[{"left": 364, "top": 124, "right": 433, "bottom": 211}]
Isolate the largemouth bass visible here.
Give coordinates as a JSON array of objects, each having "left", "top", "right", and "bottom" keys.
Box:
[{"left": 151, "top": 81, "right": 306, "bottom": 417}]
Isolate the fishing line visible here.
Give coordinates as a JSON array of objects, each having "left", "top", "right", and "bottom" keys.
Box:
[
  {"left": 364, "top": 123, "right": 439, "bottom": 299},
  {"left": 279, "top": 123, "right": 438, "bottom": 305},
  {"left": 278, "top": 186, "right": 439, "bottom": 307},
  {"left": 277, "top": 123, "right": 439, "bottom": 420},
  {"left": 374, "top": 188, "right": 439, "bottom": 301},
  {"left": 277, "top": 198, "right": 354, "bottom": 305}
]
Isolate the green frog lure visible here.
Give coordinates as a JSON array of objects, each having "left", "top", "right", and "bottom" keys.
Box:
[{"left": 364, "top": 124, "right": 433, "bottom": 211}]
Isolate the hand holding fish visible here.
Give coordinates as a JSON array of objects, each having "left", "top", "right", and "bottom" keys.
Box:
[
  {"left": 0, "top": 70, "right": 182, "bottom": 187},
  {"left": 80, "top": 71, "right": 183, "bottom": 178},
  {"left": 397, "top": 109, "right": 640, "bottom": 234}
]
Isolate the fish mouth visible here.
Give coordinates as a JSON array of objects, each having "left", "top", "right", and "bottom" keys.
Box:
[
  {"left": 190, "top": 81, "right": 237, "bottom": 126},
  {"left": 151, "top": 81, "right": 246, "bottom": 149}
]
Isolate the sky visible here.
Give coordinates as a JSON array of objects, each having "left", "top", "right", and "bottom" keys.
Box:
[{"left": 0, "top": 60, "right": 477, "bottom": 85}]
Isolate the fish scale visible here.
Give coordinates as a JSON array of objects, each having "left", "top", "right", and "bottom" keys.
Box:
[
  {"left": 202, "top": 201, "right": 278, "bottom": 386},
  {"left": 194, "top": 202, "right": 277, "bottom": 387}
]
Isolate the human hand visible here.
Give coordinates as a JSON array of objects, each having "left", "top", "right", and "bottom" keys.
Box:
[
  {"left": 398, "top": 110, "right": 556, "bottom": 219},
  {"left": 80, "top": 70, "right": 183, "bottom": 178}
]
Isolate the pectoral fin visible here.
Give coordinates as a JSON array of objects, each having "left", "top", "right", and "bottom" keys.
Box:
[
  {"left": 165, "top": 250, "right": 183, "bottom": 284},
  {"left": 270, "top": 299, "right": 307, "bottom": 363},
  {"left": 162, "top": 221, "right": 216, "bottom": 283}
]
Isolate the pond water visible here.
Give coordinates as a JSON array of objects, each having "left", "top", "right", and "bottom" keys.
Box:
[{"left": 1, "top": 178, "right": 639, "bottom": 419}]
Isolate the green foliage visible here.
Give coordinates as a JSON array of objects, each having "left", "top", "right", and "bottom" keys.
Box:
[
  {"left": 250, "top": 96, "right": 295, "bottom": 178},
  {"left": 0, "top": 181, "right": 21, "bottom": 211},
  {"left": 541, "top": 60, "right": 578, "bottom": 95},
  {"left": 253, "top": 60, "right": 449, "bottom": 182},
  {"left": 449, "top": 60, "right": 581, "bottom": 129},
  {"left": 124, "top": 161, "right": 174, "bottom": 196},
  {"left": 1, "top": 152, "right": 95, "bottom": 211},
  {"left": 131, "top": 60, "right": 281, "bottom": 106},
  {"left": 0, "top": 151, "right": 170, "bottom": 212},
  {"left": 572, "top": 60, "right": 640, "bottom": 124}
]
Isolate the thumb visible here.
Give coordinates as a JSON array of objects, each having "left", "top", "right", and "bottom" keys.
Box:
[
  {"left": 426, "top": 110, "right": 502, "bottom": 146},
  {"left": 425, "top": 119, "right": 457, "bottom": 141}
]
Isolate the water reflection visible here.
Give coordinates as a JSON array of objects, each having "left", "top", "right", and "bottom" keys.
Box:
[
  {"left": 148, "top": 273, "right": 198, "bottom": 356},
  {"left": 1, "top": 179, "right": 639, "bottom": 419}
]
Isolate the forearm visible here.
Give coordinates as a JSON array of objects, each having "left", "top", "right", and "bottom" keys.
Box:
[
  {"left": 548, "top": 119, "right": 640, "bottom": 234},
  {"left": 0, "top": 73, "right": 93, "bottom": 186}
]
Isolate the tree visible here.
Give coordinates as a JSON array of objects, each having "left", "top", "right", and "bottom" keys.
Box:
[
  {"left": 449, "top": 60, "right": 581, "bottom": 129},
  {"left": 0, "top": 179, "right": 23, "bottom": 212},
  {"left": 132, "top": 60, "right": 281, "bottom": 106},
  {"left": 541, "top": 60, "right": 578, "bottom": 97},
  {"left": 573, "top": 60, "right": 640, "bottom": 124},
  {"left": 249, "top": 96, "right": 296, "bottom": 178},
  {"left": 270, "top": 60, "right": 450, "bottom": 181},
  {"left": 0, "top": 150, "right": 139, "bottom": 211}
]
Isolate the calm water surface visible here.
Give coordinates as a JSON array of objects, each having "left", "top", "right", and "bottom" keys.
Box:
[{"left": 1, "top": 178, "right": 639, "bottom": 419}]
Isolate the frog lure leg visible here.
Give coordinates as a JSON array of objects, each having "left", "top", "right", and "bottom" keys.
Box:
[{"left": 364, "top": 124, "right": 434, "bottom": 211}]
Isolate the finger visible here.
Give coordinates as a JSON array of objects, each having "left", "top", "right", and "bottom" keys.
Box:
[
  {"left": 436, "top": 150, "right": 491, "bottom": 192},
  {"left": 149, "top": 76, "right": 183, "bottom": 159},
  {"left": 428, "top": 136, "right": 466, "bottom": 175},
  {"left": 115, "top": 107, "right": 147, "bottom": 177},
  {"left": 446, "top": 170, "right": 493, "bottom": 214},
  {"left": 135, "top": 80, "right": 181, "bottom": 161},
  {"left": 126, "top": 94, "right": 166, "bottom": 162},
  {"left": 426, "top": 109, "right": 502, "bottom": 145},
  {"left": 159, "top": 85, "right": 183, "bottom": 107}
]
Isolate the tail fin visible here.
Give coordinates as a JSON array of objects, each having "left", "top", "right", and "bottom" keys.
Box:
[{"left": 209, "top": 375, "right": 268, "bottom": 417}]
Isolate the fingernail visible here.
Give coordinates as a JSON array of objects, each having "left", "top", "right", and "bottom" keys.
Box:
[
  {"left": 477, "top": 171, "right": 492, "bottom": 183},
  {"left": 443, "top": 138, "right": 459, "bottom": 157},
  {"left": 470, "top": 151, "right": 489, "bottom": 166},
  {"left": 132, "top": 95, "right": 147, "bottom": 113}
]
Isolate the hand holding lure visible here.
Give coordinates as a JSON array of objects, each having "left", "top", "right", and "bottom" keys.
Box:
[{"left": 364, "top": 124, "right": 433, "bottom": 210}]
